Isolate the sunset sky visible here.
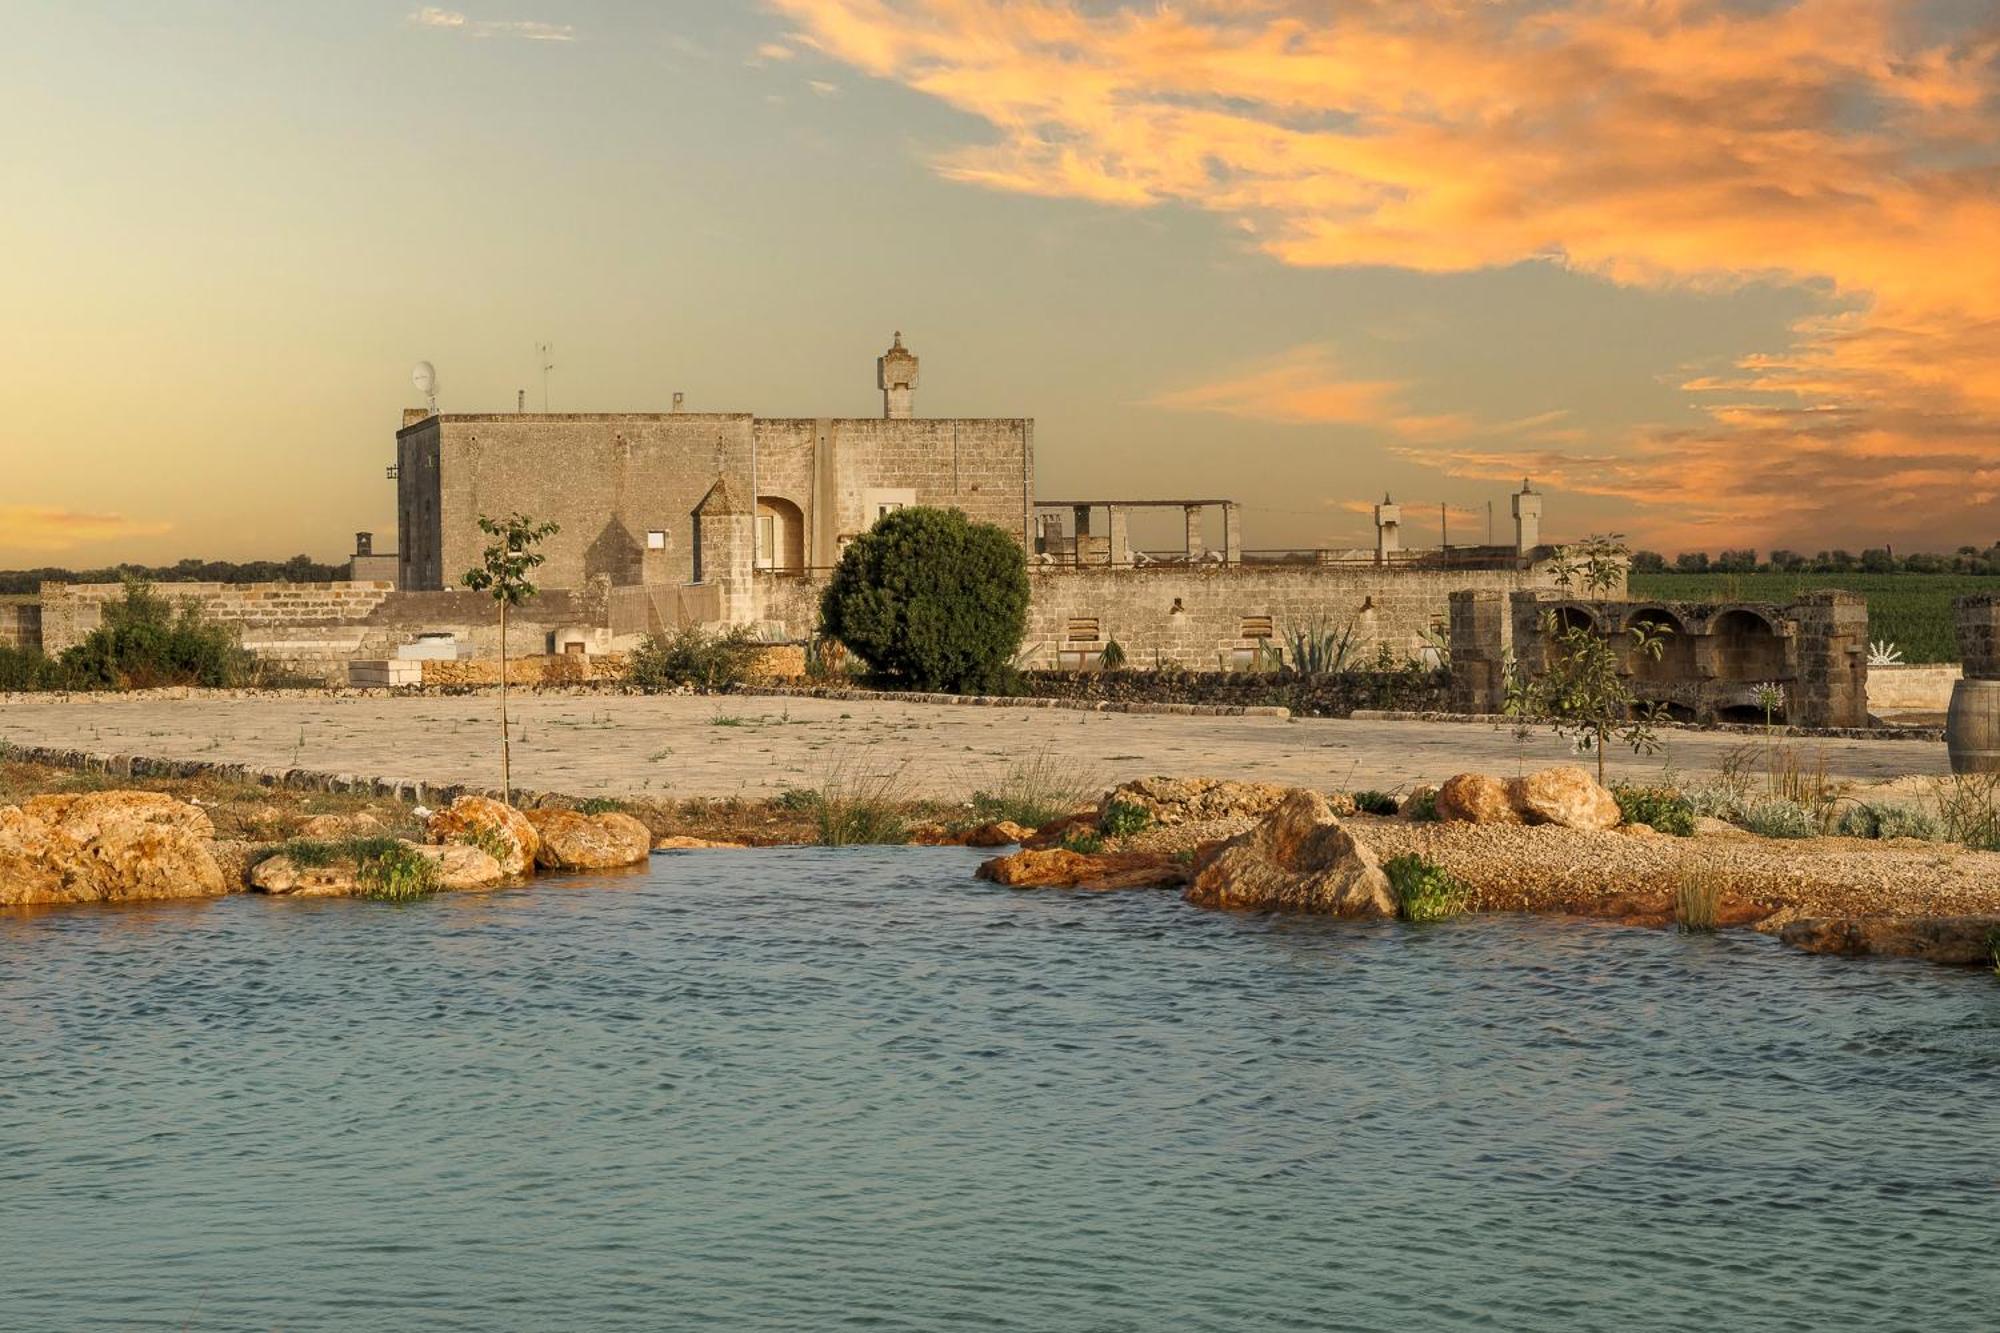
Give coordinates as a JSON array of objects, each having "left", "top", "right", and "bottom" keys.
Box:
[{"left": 4, "top": 1, "right": 1996, "bottom": 566}]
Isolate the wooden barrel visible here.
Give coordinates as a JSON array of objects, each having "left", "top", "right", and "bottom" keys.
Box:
[{"left": 1946, "top": 678, "right": 2000, "bottom": 774}]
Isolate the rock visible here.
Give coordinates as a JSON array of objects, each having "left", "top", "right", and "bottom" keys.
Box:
[
  {"left": 299, "top": 811, "right": 387, "bottom": 839},
  {"left": 1779, "top": 916, "right": 2000, "bottom": 966},
  {"left": 1400, "top": 784, "right": 1440, "bottom": 820},
  {"left": 1098, "top": 776, "right": 1297, "bottom": 827},
  {"left": 1024, "top": 812, "right": 1100, "bottom": 849},
  {"left": 1693, "top": 816, "right": 1741, "bottom": 837},
  {"left": 425, "top": 796, "right": 539, "bottom": 876},
  {"left": 653, "top": 835, "right": 750, "bottom": 850},
  {"left": 964, "top": 820, "right": 1034, "bottom": 847},
  {"left": 21, "top": 790, "right": 215, "bottom": 842},
  {"left": 0, "top": 802, "right": 227, "bottom": 906},
  {"left": 1433, "top": 773, "right": 1521, "bottom": 825},
  {"left": 975, "top": 847, "right": 1186, "bottom": 891},
  {"left": 1184, "top": 789, "right": 1395, "bottom": 916},
  {"left": 0, "top": 806, "right": 114, "bottom": 905},
  {"left": 523, "top": 808, "right": 652, "bottom": 870},
  {"left": 411, "top": 842, "right": 505, "bottom": 890},
  {"left": 1508, "top": 767, "right": 1622, "bottom": 831}
]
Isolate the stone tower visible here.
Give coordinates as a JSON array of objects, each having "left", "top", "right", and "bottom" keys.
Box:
[
  {"left": 878, "top": 331, "right": 918, "bottom": 419},
  {"left": 1373, "top": 493, "right": 1401, "bottom": 564},
  {"left": 1511, "top": 478, "right": 1543, "bottom": 554}
]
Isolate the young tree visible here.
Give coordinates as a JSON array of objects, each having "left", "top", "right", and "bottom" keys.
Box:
[
  {"left": 1506, "top": 612, "right": 1672, "bottom": 786},
  {"left": 461, "top": 512, "right": 559, "bottom": 803}
]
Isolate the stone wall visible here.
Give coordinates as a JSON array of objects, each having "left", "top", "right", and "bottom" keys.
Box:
[
  {"left": 1866, "top": 664, "right": 1962, "bottom": 713},
  {"left": 37, "top": 581, "right": 591, "bottom": 685},
  {"left": 0, "top": 601, "right": 40, "bottom": 651}
]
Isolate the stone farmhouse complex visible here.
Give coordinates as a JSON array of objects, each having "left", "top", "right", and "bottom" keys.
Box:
[{"left": 12, "top": 331, "right": 1913, "bottom": 726}]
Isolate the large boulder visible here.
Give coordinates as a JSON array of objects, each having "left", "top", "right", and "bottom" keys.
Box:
[
  {"left": 1098, "top": 776, "right": 1300, "bottom": 827},
  {"left": 1434, "top": 773, "right": 1521, "bottom": 825},
  {"left": 298, "top": 811, "right": 387, "bottom": 839},
  {"left": 975, "top": 847, "right": 1186, "bottom": 891},
  {"left": 0, "top": 806, "right": 114, "bottom": 905},
  {"left": 21, "top": 790, "right": 215, "bottom": 842},
  {"left": 425, "top": 796, "right": 540, "bottom": 876},
  {"left": 0, "top": 798, "right": 227, "bottom": 906},
  {"left": 1779, "top": 916, "right": 2000, "bottom": 966},
  {"left": 1508, "top": 767, "right": 1622, "bottom": 831},
  {"left": 523, "top": 809, "right": 652, "bottom": 870},
  {"left": 1184, "top": 789, "right": 1395, "bottom": 916}
]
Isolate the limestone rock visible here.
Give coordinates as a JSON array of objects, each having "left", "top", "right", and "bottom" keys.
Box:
[
  {"left": 1024, "top": 812, "right": 1100, "bottom": 850},
  {"left": 1434, "top": 773, "right": 1521, "bottom": 825},
  {"left": 975, "top": 847, "right": 1186, "bottom": 891},
  {"left": 523, "top": 808, "right": 652, "bottom": 870},
  {"left": 1508, "top": 767, "right": 1622, "bottom": 831},
  {"left": 1184, "top": 789, "right": 1395, "bottom": 916},
  {"left": 1401, "top": 785, "right": 1440, "bottom": 820},
  {"left": 251, "top": 839, "right": 503, "bottom": 896},
  {"left": 425, "top": 796, "right": 540, "bottom": 876},
  {"left": 654, "top": 835, "right": 750, "bottom": 850},
  {"left": 1098, "top": 776, "right": 1297, "bottom": 827},
  {"left": 299, "top": 811, "right": 387, "bottom": 839},
  {"left": 0, "top": 805, "right": 113, "bottom": 905},
  {"left": 1779, "top": 916, "right": 2000, "bottom": 966},
  {"left": 964, "top": 820, "right": 1034, "bottom": 847},
  {"left": 22, "top": 790, "right": 215, "bottom": 842},
  {"left": 411, "top": 842, "right": 506, "bottom": 890},
  {"left": 73, "top": 823, "right": 226, "bottom": 903}
]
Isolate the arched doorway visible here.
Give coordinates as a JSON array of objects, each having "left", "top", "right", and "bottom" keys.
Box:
[{"left": 756, "top": 496, "right": 805, "bottom": 573}]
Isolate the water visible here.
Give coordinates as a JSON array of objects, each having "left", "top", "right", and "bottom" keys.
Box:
[{"left": 3, "top": 848, "right": 1997, "bottom": 1331}]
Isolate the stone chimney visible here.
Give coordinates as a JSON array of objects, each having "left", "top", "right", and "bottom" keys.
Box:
[
  {"left": 1511, "top": 478, "right": 1543, "bottom": 554},
  {"left": 878, "top": 331, "right": 919, "bottom": 419},
  {"left": 355, "top": 531, "right": 374, "bottom": 557},
  {"left": 1373, "top": 493, "right": 1401, "bottom": 564}
]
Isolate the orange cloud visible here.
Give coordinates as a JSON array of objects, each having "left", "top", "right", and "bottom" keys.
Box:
[
  {"left": 771, "top": 0, "right": 2000, "bottom": 548},
  {"left": 0, "top": 506, "right": 173, "bottom": 555}
]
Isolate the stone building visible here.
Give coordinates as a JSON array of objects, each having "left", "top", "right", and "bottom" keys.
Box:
[{"left": 1449, "top": 589, "right": 1871, "bottom": 727}]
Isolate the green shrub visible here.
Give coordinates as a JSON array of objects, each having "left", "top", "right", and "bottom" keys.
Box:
[
  {"left": 577, "top": 797, "right": 626, "bottom": 815},
  {"left": 357, "top": 841, "right": 442, "bottom": 902},
  {"left": 0, "top": 645, "right": 68, "bottom": 691},
  {"left": 1061, "top": 828, "right": 1106, "bottom": 855},
  {"left": 627, "top": 626, "right": 762, "bottom": 692},
  {"left": 1404, "top": 788, "right": 1440, "bottom": 822},
  {"left": 1384, "top": 853, "right": 1468, "bottom": 922},
  {"left": 1098, "top": 638, "right": 1127, "bottom": 671},
  {"left": 1836, "top": 803, "right": 1942, "bottom": 842},
  {"left": 1350, "top": 790, "right": 1399, "bottom": 816},
  {"left": 818, "top": 506, "right": 1030, "bottom": 693},
  {"left": 450, "top": 822, "right": 514, "bottom": 863},
  {"left": 1611, "top": 784, "right": 1696, "bottom": 837},
  {"left": 57, "top": 581, "right": 252, "bottom": 689},
  {"left": 1742, "top": 799, "right": 1815, "bottom": 840},
  {"left": 1098, "top": 800, "right": 1151, "bottom": 839}
]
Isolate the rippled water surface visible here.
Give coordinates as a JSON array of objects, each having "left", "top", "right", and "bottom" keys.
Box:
[{"left": 4, "top": 848, "right": 1998, "bottom": 1331}]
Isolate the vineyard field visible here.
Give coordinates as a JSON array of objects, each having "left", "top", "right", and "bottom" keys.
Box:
[{"left": 1626, "top": 573, "right": 1996, "bottom": 663}]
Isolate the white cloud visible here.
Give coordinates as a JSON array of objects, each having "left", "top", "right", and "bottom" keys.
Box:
[{"left": 407, "top": 8, "right": 575, "bottom": 42}]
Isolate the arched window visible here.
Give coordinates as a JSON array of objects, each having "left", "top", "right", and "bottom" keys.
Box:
[{"left": 755, "top": 496, "right": 805, "bottom": 573}]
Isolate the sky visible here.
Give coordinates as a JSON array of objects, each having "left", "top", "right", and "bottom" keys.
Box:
[{"left": 2, "top": 0, "right": 1996, "bottom": 566}]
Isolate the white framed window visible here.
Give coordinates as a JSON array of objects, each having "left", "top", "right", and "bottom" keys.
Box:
[
  {"left": 862, "top": 487, "right": 918, "bottom": 525},
  {"left": 646, "top": 530, "right": 667, "bottom": 550}
]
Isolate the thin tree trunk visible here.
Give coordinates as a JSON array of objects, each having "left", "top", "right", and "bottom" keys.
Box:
[{"left": 500, "top": 597, "right": 511, "bottom": 805}]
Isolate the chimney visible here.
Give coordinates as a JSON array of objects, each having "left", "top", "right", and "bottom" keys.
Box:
[{"left": 355, "top": 531, "right": 373, "bottom": 557}]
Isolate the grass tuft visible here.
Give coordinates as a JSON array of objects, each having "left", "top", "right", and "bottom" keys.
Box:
[
  {"left": 1674, "top": 861, "right": 1726, "bottom": 933},
  {"left": 969, "top": 751, "right": 1098, "bottom": 830},
  {"left": 1098, "top": 800, "right": 1151, "bottom": 839},
  {"left": 1350, "top": 790, "right": 1399, "bottom": 817},
  {"left": 794, "top": 758, "right": 912, "bottom": 847}
]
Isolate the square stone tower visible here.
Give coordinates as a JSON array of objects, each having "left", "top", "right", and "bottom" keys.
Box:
[
  {"left": 1511, "top": 478, "right": 1543, "bottom": 553},
  {"left": 878, "top": 331, "right": 919, "bottom": 419}
]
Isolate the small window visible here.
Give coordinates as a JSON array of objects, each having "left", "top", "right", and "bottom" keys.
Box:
[
  {"left": 1066, "top": 617, "right": 1101, "bottom": 643},
  {"left": 646, "top": 530, "right": 667, "bottom": 550},
  {"left": 1240, "top": 615, "right": 1274, "bottom": 640},
  {"left": 564, "top": 641, "right": 586, "bottom": 656}
]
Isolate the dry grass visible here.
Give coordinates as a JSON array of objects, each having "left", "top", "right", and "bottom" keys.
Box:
[{"left": 1674, "top": 860, "right": 1727, "bottom": 933}]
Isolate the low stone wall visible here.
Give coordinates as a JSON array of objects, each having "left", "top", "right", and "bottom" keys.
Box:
[{"left": 1867, "top": 664, "right": 1962, "bottom": 713}]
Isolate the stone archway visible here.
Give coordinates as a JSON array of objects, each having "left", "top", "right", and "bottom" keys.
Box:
[{"left": 755, "top": 496, "right": 805, "bottom": 573}]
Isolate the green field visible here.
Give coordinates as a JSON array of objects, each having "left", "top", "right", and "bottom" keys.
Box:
[{"left": 1627, "top": 573, "right": 1996, "bottom": 663}]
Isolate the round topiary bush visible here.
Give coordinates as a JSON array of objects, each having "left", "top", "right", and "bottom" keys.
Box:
[{"left": 819, "top": 506, "right": 1030, "bottom": 693}]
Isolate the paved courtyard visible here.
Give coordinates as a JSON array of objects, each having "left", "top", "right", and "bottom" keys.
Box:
[{"left": 0, "top": 692, "right": 1950, "bottom": 800}]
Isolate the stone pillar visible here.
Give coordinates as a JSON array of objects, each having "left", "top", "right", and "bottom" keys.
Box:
[
  {"left": 877, "top": 332, "right": 918, "bottom": 419},
  {"left": 1511, "top": 479, "right": 1543, "bottom": 554},
  {"left": 1448, "top": 590, "right": 1509, "bottom": 714},
  {"left": 1791, "top": 591, "right": 1869, "bottom": 727},
  {"left": 1948, "top": 593, "right": 2000, "bottom": 773},
  {"left": 1373, "top": 495, "right": 1401, "bottom": 565},
  {"left": 1106, "top": 506, "right": 1131, "bottom": 567},
  {"left": 1222, "top": 502, "right": 1243, "bottom": 565},
  {"left": 1184, "top": 504, "right": 1205, "bottom": 560}
]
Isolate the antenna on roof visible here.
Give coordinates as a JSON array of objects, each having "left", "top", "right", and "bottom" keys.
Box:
[
  {"left": 537, "top": 342, "right": 555, "bottom": 412},
  {"left": 412, "top": 361, "right": 438, "bottom": 416}
]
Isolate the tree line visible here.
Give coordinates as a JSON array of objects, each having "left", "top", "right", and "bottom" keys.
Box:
[
  {"left": 1631, "top": 543, "right": 2000, "bottom": 576},
  {"left": 0, "top": 555, "right": 344, "bottom": 596}
]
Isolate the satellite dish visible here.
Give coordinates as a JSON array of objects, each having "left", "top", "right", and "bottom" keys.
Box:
[{"left": 412, "top": 361, "right": 437, "bottom": 397}]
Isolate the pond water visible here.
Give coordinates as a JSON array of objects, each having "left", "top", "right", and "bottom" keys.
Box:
[{"left": 3, "top": 848, "right": 1997, "bottom": 1331}]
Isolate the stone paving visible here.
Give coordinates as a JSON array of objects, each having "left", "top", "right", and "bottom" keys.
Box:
[{"left": 0, "top": 692, "right": 1950, "bottom": 800}]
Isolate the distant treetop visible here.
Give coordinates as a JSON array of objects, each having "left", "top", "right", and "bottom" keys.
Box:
[{"left": 0, "top": 555, "right": 343, "bottom": 596}]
